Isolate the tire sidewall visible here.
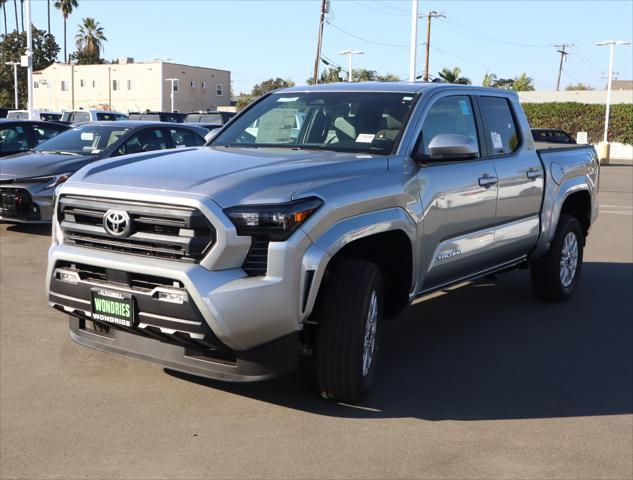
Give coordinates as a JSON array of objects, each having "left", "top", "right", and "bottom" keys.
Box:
[
  {"left": 552, "top": 217, "right": 584, "bottom": 298},
  {"left": 359, "top": 277, "right": 383, "bottom": 392}
]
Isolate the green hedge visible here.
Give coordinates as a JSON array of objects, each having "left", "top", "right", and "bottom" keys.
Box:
[{"left": 521, "top": 102, "right": 633, "bottom": 144}]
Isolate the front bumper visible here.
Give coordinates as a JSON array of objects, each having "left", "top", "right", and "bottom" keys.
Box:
[{"left": 0, "top": 184, "right": 54, "bottom": 223}]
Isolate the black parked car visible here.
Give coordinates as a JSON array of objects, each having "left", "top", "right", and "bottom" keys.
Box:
[
  {"left": 0, "top": 121, "right": 208, "bottom": 222},
  {"left": 0, "top": 120, "right": 70, "bottom": 158},
  {"left": 184, "top": 111, "right": 236, "bottom": 125},
  {"left": 128, "top": 112, "right": 187, "bottom": 123}
]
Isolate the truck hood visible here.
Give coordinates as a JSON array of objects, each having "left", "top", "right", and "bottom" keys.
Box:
[
  {"left": 68, "top": 146, "right": 389, "bottom": 207},
  {"left": 0, "top": 151, "right": 96, "bottom": 181}
]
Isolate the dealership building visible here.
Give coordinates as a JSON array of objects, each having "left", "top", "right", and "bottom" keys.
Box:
[{"left": 32, "top": 59, "right": 231, "bottom": 113}]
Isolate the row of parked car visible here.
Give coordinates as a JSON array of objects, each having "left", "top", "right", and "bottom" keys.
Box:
[{"left": 0, "top": 108, "right": 232, "bottom": 222}]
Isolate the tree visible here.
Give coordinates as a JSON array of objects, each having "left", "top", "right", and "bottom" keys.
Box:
[
  {"left": 511, "top": 72, "right": 535, "bottom": 91},
  {"left": 352, "top": 68, "right": 377, "bottom": 82},
  {"left": 250, "top": 77, "right": 294, "bottom": 97},
  {"left": 74, "top": 16, "right": 106, "bottom": 63},
  {"left": 54, "top": 0, "right": 78, "bottom": 62},
  {"left": 0, "top": 27, "right": 60, "bottom": 107},
  {"left": 492, "top": 77, "right": 515, "bottom": 89},
  {"left": 306, "top": 67, "right": 345, "bottom": 85},
  {"left": 376, "top": 73, "right": 400, "bottom": 82},
  {"left": 482, "top": 72, "right": 497, "bottom": 87},
  {"left": 438, "top": 67, "right": 471, "bottom": 85},
  {"left": 565, "top": 83, "right": 594, "bottom": 91}
]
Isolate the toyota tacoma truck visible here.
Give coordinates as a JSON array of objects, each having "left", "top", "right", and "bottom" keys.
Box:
[{"left": 46, "top": 83, "right": 599, "bottom": 403}]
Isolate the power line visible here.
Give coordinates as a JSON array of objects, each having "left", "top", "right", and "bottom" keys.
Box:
[
  {"left": 440, "top": 17, "right": 551, "bottom": 48},
  {"left": 350, "top": 0, "right": 408, "bottom": 17},
  {"left": 326, "top": 21, "right": 410, "bottom": 47}
]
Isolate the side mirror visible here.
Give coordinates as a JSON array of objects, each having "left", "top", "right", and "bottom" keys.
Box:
[{"left": 414, "top": 133, "right": 479, "bottom": 162}]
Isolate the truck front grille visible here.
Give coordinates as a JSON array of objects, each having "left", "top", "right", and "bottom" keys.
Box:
[
  {"left": 0, "top": 188, "right": 40, "bottom": 220},
  {"left": 58, "top": 195, "right": 214, "bottom": 263}
]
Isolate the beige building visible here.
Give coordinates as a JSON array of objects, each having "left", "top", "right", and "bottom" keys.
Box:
[{"left": 32, "top": 59, "right": 231, "bottom": 113}]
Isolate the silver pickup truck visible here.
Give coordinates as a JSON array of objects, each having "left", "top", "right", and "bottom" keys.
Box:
[{"left": 46, "top": 83, "right": 599, "bottom": 403}]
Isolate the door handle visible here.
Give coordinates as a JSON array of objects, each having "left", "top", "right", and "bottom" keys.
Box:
[
  {"left": 478, "top": 175, "right": 498, "bottom": 188},
  {"left": 527, "top": 169, "right": 543, "bottom": 180}
]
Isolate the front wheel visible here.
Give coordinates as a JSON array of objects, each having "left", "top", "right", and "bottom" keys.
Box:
[
  {"left": 315, "top": 259, "right": 383, "bottom": 403},
  {"left": 530, "top": 214, "right": 584, "bottom": 301}
]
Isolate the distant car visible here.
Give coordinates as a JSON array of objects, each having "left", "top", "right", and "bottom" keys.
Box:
[
  {"left": 0, "top": 121, "right": 207, "bottom": 222},
  {"left": 0, "top": 120, "right": 70, "bottom": 158},
  {"left": 184, "top": 111, "right": 236, "bottom": 125},
  {"left": 532, "top": 128, "right": 576, "bottom": 147},
  {"left": 6, "top": 110, "right": 63, "bottom": 122},
  {"left": 1, "top": 108, "right": 15, "bottom": 119},
  {"left": 61, "top": 109, "right": 128, "bottom": 124},
  {"left": 128, "top": 112, "right": 187, "bottom": 123}
]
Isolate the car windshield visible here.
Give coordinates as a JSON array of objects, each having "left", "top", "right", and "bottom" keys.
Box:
[
  {"left": 186, "top": 113, "right": 223, "bottom": 124},
  {"left": 34, "top": 124, "right": 130, "bottom": 155},
  {"left": 211, "top": 91, "right": 416, "bottom": 155}
]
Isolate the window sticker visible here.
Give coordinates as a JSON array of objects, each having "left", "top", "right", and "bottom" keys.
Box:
[
  {"left": 356, "top": 133, "right": 375, "bottom": 143},
  {"left": 491, "top": 131, "right": 503, "bottom": 150},
  {"left": 277, "top": 97, "right": 299, "bottom": 103},
  {"left": 80, "top": 132, "right": 94, "bottom": 141},
  {"left": 458, "top": 100, "right": 470, "bottom": 116}
]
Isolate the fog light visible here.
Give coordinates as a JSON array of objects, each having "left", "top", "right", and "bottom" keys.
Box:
[
  {"left": 156, "top": 290, "right": 185, "bottom": 304},
  {"left": 57, "top": 270, "right": 79, "bottom": 284}
]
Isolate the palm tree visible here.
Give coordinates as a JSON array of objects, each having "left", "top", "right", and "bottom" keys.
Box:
[
  {"left": 482, "top": 72, "right": 497, "bottom": 87},
  {"left": 511, "top": 73, "right": 535, "bottom": 92},
  {"left": 438, "top": 67, "right": 471, "bottom": 85},
  {"left": 352, "top": 68, "right": 377, "bottom": 82},
  {"left": 54, "top": 0, "right": 78, "bottom": 62},
  {"left": 75, "top": 17, "right": 106, "bottom": 58},
  {"left": 376, "top": 73, "right": 400, "bottom": 82}
]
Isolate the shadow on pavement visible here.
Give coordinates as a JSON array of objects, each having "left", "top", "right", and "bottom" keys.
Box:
[
  {"left": 167, "top": 261, "right": 633, "bottom": 421},
  {"left": 4, "top": 223, "right": 51, "bottom": 236}
]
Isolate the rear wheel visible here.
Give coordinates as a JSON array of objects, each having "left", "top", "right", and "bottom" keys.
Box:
[
  {"left": 315, "top": 259, "right": 383, "bottom": 403},
  {"left": 530, "top": 214, "right": 584, "bottom": 301}
]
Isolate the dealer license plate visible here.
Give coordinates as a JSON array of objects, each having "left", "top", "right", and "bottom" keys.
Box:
[{"left": 91, "top": 288, "right": 135, "bottom": 327}]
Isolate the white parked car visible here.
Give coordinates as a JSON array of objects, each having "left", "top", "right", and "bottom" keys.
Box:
[{"left": 60, "top": 109, "right": 128, "bottom": 124}]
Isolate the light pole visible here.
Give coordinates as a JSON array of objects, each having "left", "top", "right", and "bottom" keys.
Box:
[
  {"left": 25, "top": 0, "right": 33, "bottom": 119},
  {"left": 596, "top": 40, "right": 630, "bottom": 143},
  {"left": 338, "top": 50, "right": 364, "bottom": 82},
  {"left": 165, "top": 78, "right": 179, "bottom": 112},
  {"left": 5, "top": 61, "right": 20, "bottom": 108},
  {"left": 409, "top": 0, "right": 419, "bottom": 81}
]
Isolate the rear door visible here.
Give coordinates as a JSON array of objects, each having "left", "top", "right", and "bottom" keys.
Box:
[
  {"left": 477, "top": 95, "right": 544, "bottom": 262},
  {"left": 415, "top": 94, "right": 500, "bottom": 291}
]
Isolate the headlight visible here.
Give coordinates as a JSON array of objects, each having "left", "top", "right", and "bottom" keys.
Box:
[
  {"left": 17, "top": 173, "right": 72, "bottom": 190},
  {"left": 225, "top": 197, "right": 323, "bottom": 241}
]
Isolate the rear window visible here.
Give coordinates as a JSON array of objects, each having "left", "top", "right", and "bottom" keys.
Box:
[
  {"left": 478, "top": 96, "right": 520, "bottom": 156},
  {"left": 186, "top": 113, "right": 223, "bottom": 124},
  {"left": 96, "top": 112, "right": 128, "bottom": 121}
]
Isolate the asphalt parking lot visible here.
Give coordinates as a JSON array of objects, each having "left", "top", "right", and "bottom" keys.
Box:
[{"left": 1, "top": 165, "right": 632, "bottom": 480}]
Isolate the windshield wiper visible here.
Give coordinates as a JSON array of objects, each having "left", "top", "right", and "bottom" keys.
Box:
[{"left": 35, "top": 150, "right": 83, "bottom": 156}]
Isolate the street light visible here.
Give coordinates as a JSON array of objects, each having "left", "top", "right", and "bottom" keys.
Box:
[
  {"left": 338, "top": 50, "right": 364, "bottom": 82},
  {"left": 165, "top": 78, "right": 180, "bottom": 112},
  {"left": 5, "top": 61, "right": 20, "bottom": 108},
  {"left": 596, "top": 40, "right": 631, "bottom": 143}
]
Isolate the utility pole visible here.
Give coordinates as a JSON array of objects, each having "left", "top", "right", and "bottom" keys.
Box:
[
  {"left": 25, "top": 0, "right": 33, "bottom": 119},
  {"left": 423, "top": 11, "right": 446, "bottom": 82},
  {"left": 312, "top": 0, "right": 329, "bottom": 84},
  {"left": 554, "top": 43, "right": 574, "bottom": 91},
  {"left": 408, "top": 0, "right": 419, "bottom": 81},
  {"left": 5, "top": 61, "right": 20, "bottom": 108},
  {"left": 596, "top": 40, "right": 631, "bottom": 143},
  {"left": 165, "top": 78, "right": 179, "bottom": 112},
  {"left": 338, "top": 50, "right": 364, "bottom": 82}
]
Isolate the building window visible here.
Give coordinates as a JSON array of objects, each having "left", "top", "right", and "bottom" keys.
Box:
[
  {"left": 61, "top": 81, "right": 68, "bottom": 91},
  {"left": 34, "top": 81, "right": 39, "bottom": 88},
  {"left": 201, "top": 81, "right": 207, "bottom": 89},
  {"left": 112, "top": 80, "right": 120, "bottom": 91},
  {"left": 191, "top": 80, "right": 196, "bottom": 88},
  {"left": 172, "top": 81, "right": 179, "bottom": 92},
  {"left": 80, "top": 79, "right": 85, "bottom": 87},
  {"left": 127, "top": 79, "right": 133, "bottom": 90},
  {"left": 216, "top": 84, "right": 223, "bottom": 96},
  {"left": 92, "top": 80, "right": 96, "bottom": 88}
]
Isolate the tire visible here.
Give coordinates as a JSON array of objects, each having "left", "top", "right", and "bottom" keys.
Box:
[
  {"left": 315, "top": 259, "right": 383, "bottom": 403},
  {"left": 530, "top": 214, "right": 584, "bottom": 301}
]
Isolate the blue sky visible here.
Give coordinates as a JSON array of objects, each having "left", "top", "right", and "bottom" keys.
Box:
[{"left": 24, "top": 0, "right": 633, "bottom": 94}]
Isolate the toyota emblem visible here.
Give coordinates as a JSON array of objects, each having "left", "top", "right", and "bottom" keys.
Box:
[{"left": 103, "top": 210, "right": 131, "bottom": 237}]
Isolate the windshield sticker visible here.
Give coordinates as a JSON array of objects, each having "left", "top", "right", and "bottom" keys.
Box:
[
  {"left": 491, "top": 131, "right": 503, "bottom": 150},
  {"left": 458, "top": 100, "right": 470, "bottom": 115},
  {"left": 402, "top": 96, "right": 413, "bottom": 101},
  {"left": 91, "top": 149, "right": 101, "bottom": 154},
  {"left": 355, "top": 155, "right": 373, "bottom": 158},
  {"left": 80, "top": 132, "right": 94, "bottom": 141},
  {"left": 256, "top": 108, "right": 297, "bottom": 143},
  {"left": 356, "top": 133, "right": 375, "bottom": 143},
  {"left": 277, "top": 97, "right": 299, "bottom": 103}
]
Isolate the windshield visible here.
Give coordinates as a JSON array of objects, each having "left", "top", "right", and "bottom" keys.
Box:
[
  {"left": 186, "top": 113, "right": 223, "bottom": 124},
  {"left": 34, "top": 124, "right": 130, "bottom": 155},
  {"left": 96, "top": 112, "right": 128, "bottom": 121},
  {"left": 211, "top": 92, "right": 416, "bottom": 155}
]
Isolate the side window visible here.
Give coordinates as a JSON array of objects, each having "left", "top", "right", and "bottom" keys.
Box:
[
  {"left": 32, "top": 125, "right": 66, "bottom": 145},
  {"left": 420, "top": 96, "right": 479, "bottom": 156},
  {"left": 479, "top": 96, "right": 519, "bottom": 156},
  {"left": 70, "top": 112, "right": 89, "bottom": 123},
  {"left": 169, "top": 128, "right": 200, "bottom": 148},
  {"left": 117, "top": 129, "right": 167, "bottom": 155},
  {"left": 0, "top": 126, "right": 29, "bottom": 154}
]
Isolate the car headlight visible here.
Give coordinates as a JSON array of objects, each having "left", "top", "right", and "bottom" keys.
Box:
[
  {"left": 225, "top": 197, "right": 323, "bottom": 241},
  {"left": 16, "top": 173, "right": 72, "bottom": 190}
]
